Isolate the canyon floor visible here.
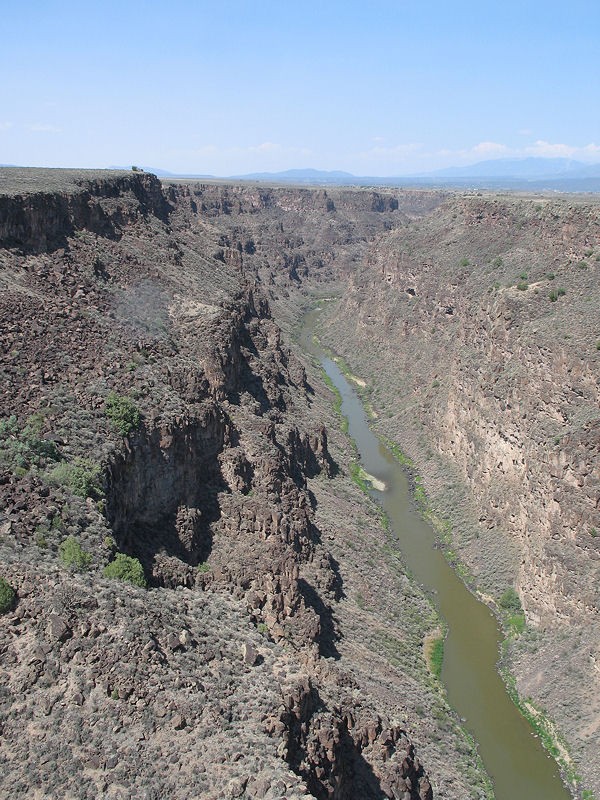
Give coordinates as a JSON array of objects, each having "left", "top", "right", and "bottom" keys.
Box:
[{"left": 0, "top": 168, "right": 598, "bottom": 799}]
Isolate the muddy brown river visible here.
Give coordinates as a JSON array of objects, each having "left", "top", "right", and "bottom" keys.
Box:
[{"left": 302, "top": 308, "right": 571, "bottom": 800}]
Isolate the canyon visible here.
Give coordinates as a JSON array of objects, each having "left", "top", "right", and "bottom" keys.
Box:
[{"left": 0, "top": 168, "right": 598, "bottom": 799}]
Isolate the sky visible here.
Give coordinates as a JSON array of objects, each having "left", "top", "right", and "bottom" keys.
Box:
[{"left": 1, "top": 0, "right": 599, "bottom": 176}]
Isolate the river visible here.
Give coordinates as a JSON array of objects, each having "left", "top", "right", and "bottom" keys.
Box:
[{"left": 301, "top": 307, "right": 571, "bottom": 800}]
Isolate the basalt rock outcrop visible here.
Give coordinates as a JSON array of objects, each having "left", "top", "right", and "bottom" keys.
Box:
[{"left": 0, "top": 168, "right": 170, "bottom": 253}]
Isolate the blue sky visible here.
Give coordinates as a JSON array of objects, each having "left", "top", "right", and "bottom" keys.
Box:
[{"left": 2, "top": 0, "right": 599, "bottom": 175}]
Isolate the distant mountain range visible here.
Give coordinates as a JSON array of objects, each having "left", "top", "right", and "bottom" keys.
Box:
[
  {"left": 424, "top": 157, "right": 600, "bottom": 179},
  {"left": 218, "top": 160, "right": 600, "bottom": 191},
  {"left": 4, "top": 159, "right": 600, "bottom": 192},
  {"left": 224, "top": 159, "right": 600, "bottom": 182},
  {"left": 230, "top": 159, "right": 600, "bottom": 191}
]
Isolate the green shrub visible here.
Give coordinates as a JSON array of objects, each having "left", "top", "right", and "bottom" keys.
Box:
[
  {"left": 413, "top": 475, "right": 427, "bottom": 507},
  {"left": 47, "top": 458, "right": 103, "bottom": 499},
  {"left": 59, "top": 536, "right": 92, "bottom": 571},
  {"left": 499, "top": 588, "right": 525, "bottom": 633},
  {"left": 103, "top": 553, "right": 146, "bottom": 588},
  {"left": 105, "top": 392, "right": 141, "bottom": 436},
  {"left": 499, "top": 587, "right": 522, "bottom": 613},
  {"left": 0, "top": 577, "right": 15, "bottom": 614},
  {"left": 549, "top": 287, "right": 566, "bottom": 301},
  {"left": 516, "top": 281, "right": 528, "bottom": 291},
  {"left": 322, "top": 372, "right": 348, "bottom": 432},
  {"left": 349, "top": 461, "right": 369, "bottom": 493},
  {"left": 0, "top": 416, "right": 19, "bottom": 436},
  {"left": 21, "top": 413, "right": 60, "bottom": 460},
  {"left": 508, "top": 613, "right": 526, "bottom": 633},
  {"left": 0, "top": 413, "right": 61, "bottom": 473},
  {"left": 546, "top": 272, "right": 555, "bottom": 280}
]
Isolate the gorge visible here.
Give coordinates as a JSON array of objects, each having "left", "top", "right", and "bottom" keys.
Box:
[{"left": 0, "top": 168, "right": 598, "bottom": 799}]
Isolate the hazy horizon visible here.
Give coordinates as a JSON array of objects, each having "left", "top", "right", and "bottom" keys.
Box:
[{"left": 2, "top": 1, "right": 599, "bottom": 176}]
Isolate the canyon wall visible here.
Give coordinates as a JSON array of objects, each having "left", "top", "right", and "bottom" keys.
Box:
[{"left": 316, "top": 194, "right": 600, "bottom": 794}]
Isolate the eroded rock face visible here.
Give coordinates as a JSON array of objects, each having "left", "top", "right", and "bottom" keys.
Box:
[
  {"left": 275, "top": 676, "right": 432, "bottom": 800},
  {"left": 322, "top": 196, "right": 600, "bottom": 622},
  {"left": 0, "top": 169, "right": 170, "bottom": 253}
]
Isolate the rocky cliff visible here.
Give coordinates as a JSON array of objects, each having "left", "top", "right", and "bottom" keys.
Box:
[{"left": 0, "top": 170, "right": 493, "bottom": 799}]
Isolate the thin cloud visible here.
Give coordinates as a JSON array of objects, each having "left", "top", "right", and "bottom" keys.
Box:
[
  {"left": 435, "top": 140, "right": 600, "bottom": 164},
  {"left": 436, "top": 142, "right": 509, "bottom": 161},
  {"left": 525, "top": 140, "right": 577, "bottom": 158},
  {"left": 582, "top": 143, "right": 600, "bottom": 156},
  {"left": 0, "top": 122, "right": 13, "bottom": 131},
  {"left": 472, "top": 141, "right": 510, "bottom": 156},
  {"left": 359, "top": 142, "right": 423, "bottom": 158},
  {"left": 27, "top": 123, "right": 62, "bottom": 133},
  {"left": 249, "top": 141, "right": 280, "bottom": 154},
  {"left": 523, "top": 140, "right": 600, "bottom": 161}
]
